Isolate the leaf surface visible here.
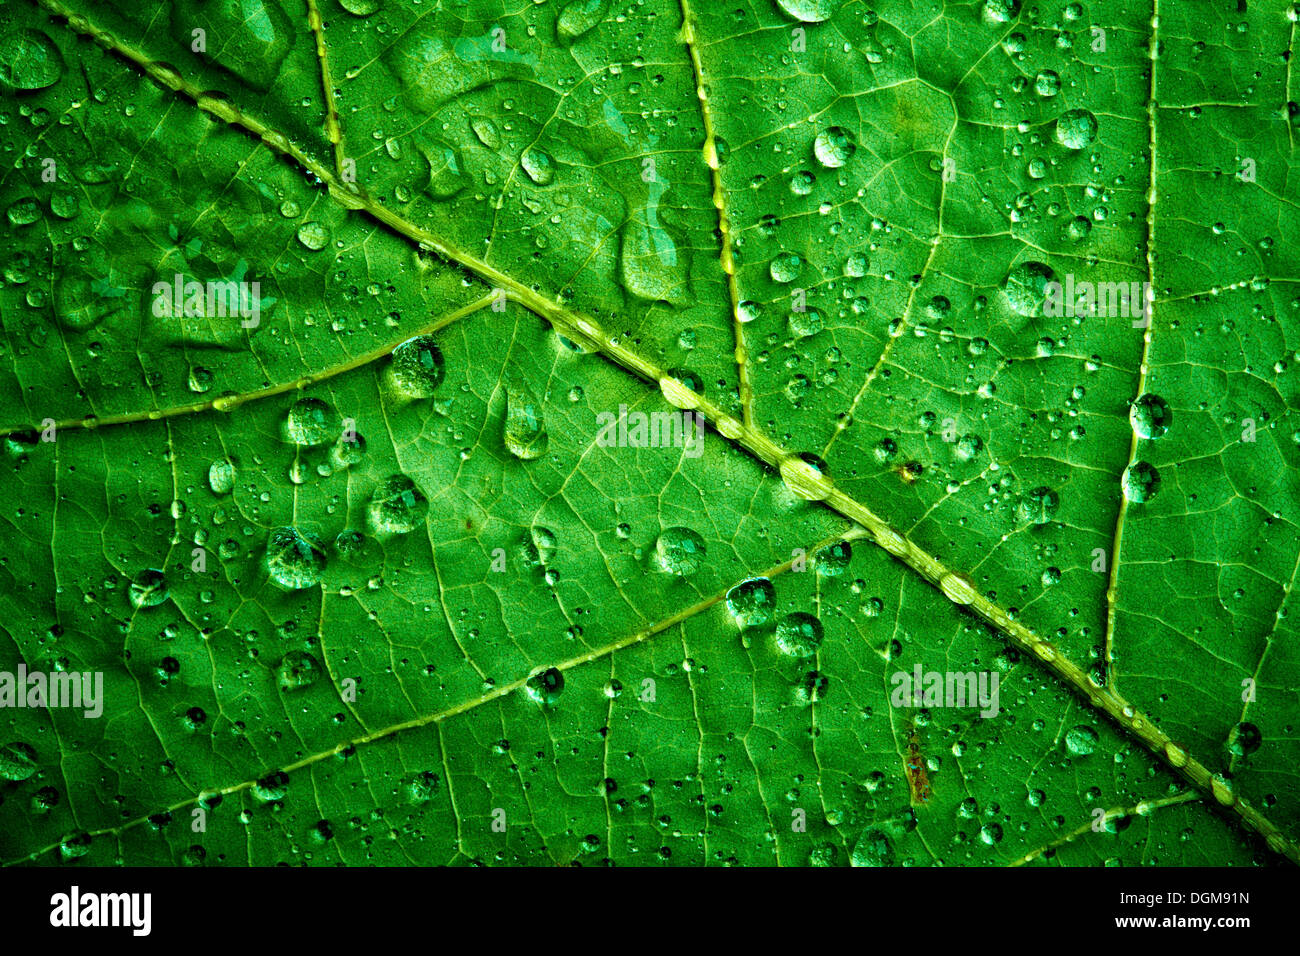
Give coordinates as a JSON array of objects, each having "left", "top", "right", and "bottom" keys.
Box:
[{"left": 0, "top": 0, "right": 1297, "bottom": 866}]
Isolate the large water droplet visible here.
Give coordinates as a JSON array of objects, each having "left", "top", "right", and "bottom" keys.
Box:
[
  {"left": 6, "top": 198, "right": 40, "bottom": 227},
  {"left": 420, "top": 141, "right": 467, "bottom": 199},
  {"left": 367, "top": 475, "right": 429, "bottom": 535},
  {"left": 208, "top": 458, "right": 236, "bottom": 495},
  {"left": 0, "top": 742, "right": 38, "bottom": 781},
  {"left": 775, "top": 612, "right": 824, "bottom": 658},
  {"left": 129, "top": 569, "right": 169, "bottom": 609},
  {"left": 1002, "top": 261, "right": 1055, "bottom": 317},
  {"left": 389, "top": 335, "right": 445, "bottom": 398},
  {"left": 1054, "top": 109, "right": 1099, "bottom": 150},
  {"left": 1065, "top": 724, "right": 1099, "bottom": 756},
  {"left": 981, "top": 0, "right": 1021, "bottom": 24},
  {"left": 788, "top": 308, "right": 824, "bottom": 338},
  {"left": 769, "top": 252, "right": 804, "bottom": 284},
  {"left": 276, "top": 651, "right": 321, "bottom": 691},
  {"left": 815, "top": 540, "right": 852, "bottom": 575},
  {"left": 776, "top": 0, "right": 838, "bottom": 22},
  {"left": 253, "top": 770, "right": 291, "bottom": 800},
  {"left": 1121, "top": 461, "right": 1160, "bottom": 503},
  {"left": 471, "top": 117, "right": 501, "bottom": 149},
  {"left": 1016, "top": 486, "right": 1059, "bottom": 525},
  {"left": 0, "top": 30, "right": 64, "bottom": 90},
  {"left": 339, "top": 0, "right": 381, "bottom": 15},
  {"left": 526, "top": 667, "right": 565, "bottom": 705},
  {"left": 1129, "top": 394, "right": 1170, "bottom": 439},
  {"left": 521, "top": 147, "right": 556, "bottom": 185},
  {"left": 284, "top": 397, "right": 339, "bottom": 446},
  {"left": 813, "top": 126, "right": 855, "bottom": 168},
  {"left": 655, "top": 527, "right": 707, "bottom": 576},
  {"left": 1226, "top": 721, "right": 1262, "bottom": 757},
  {"left": 503, "top": 380, "right": 548, "bottom": 460},
  {"left": 726, "top": 578, "right": 777, "bottom": 628},
  {"left": 266, "top": 527, "right": 327, "bottom": 590},
  {"left": 296, "top": 221, "right": 329, "bottom": 251},
  {"left": 850, "top": 827, "right": 893, "bottom": 867},
  {"left": 558, "top": 0, "right": 610, "bottom": 41}
]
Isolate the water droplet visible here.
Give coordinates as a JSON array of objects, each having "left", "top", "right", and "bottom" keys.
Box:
[
  {"left": 1065, "top": 724, "right": 1099, "bottom": 756},
  {"left": 777, "top": 0, "right": 837, "bottom": 22},
  {"left": 367, "top": 475, "right": 429, "bottom": 535},
  {"left": 1034, "top": 70, "right": 1061, "bottom": 97},
  {"left": 1066, "top": 215, "right": 1092, "bottom": 240},
  {"left": 503, "top": 379, "right": 548, "bottom": 460},
  {"left": 775, "top": 612, "right": 824, "bottom": 658},
  {"left": 1121, "top": 461, "right": 1160, "bottom": 503},
  {"left": 275, "top": 655, "right": 321, "bottom": 691},
  {"left": 558, "top": 0, "right": 609, "bottom": 40},
  {"left": 769, "top": 251, "right": 804, "bottom": 284},
  {"left": 1002, "top": 261, "right": 1055, "bottom": 317},
  {"left": 0, "top": 30, "right": 64, "bottom": 90},
  {"left": 726, "top": 578, "right": 777, "bottom": 628},
  {"left": 526, "top": 667, "right": 565, "bottom": 705},
  {"left": 49, "top": 192, "right": 79, "bottom": 219},
  {"left": 283, "top": 397, "right": 339, "bottom": 446},
  {"left": 296, "top": 221, "right": 329, "bottom": 251},
  {"left": 471, "top": 116, "right": 501, "bottom": 149},
  {"left": 266, "top": 527, "right": 327, "bottom": 590},
  {"left": 654, "top": 526, "right": 707, "bottom": 576},
  {"left": 1016, "top": 486, "right": 1059, "bottom": 525},
  {"left": 208, "top": 458, "right": 236, "bottom": 495},
  {"left": 1226, "top": 722, "right": 1262, "bottom": 757},
  {"left": 939, "top": 573, "right": 979, "bottom": 605},
  {"left": 788, "top": 308, "right": 824, "bottom": 338},
  {"left": 813, "top": 126, "right": 855, "bottom": 168},
  {"left": 981, "top": 0, "right": 1021, "bottom": 24},
  {"left": 1054, "top": 109, "right": 1099, "bottom": 150},
  {"left": 421, "top": 141, "right": 467, "bottom": 199},
  {"left": 6, "top": 198, "right": 40, "bottom": 227},
  {"left": 254, "top": 770, "right": 290, "bottom": 801},
  {"left": 815, "top": 540, "right": 852, "bottom": 575},
  {"left": 1129, "top": 394, "right": 1170, "bottom": 439},
  {"left": 129, "top": 569, "right": 169, "bottom": 609},
  {"left": 389, "top": 335, "right": 445, "bottom": 398},
  {"left": 0, "top": 742, "right": 38, "bottom": 781},
  {"left": 779, "top": 453, "right": 832, "bottom": 500},
  {"left": 339, "top": 0, "right": 381, "bottom": 15},
  {"left": 521, "top": 147, "right": 555, "bottom": 185},
  {"left": 955, "top": 434, "right": 983, "bottom": 462},
  {"left": 850, "top": 827, "right": 893, "bottom": 867}
]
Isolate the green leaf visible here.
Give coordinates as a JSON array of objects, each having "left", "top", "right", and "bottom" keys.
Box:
[{"left": 0, "top": 0, "right": 1297, "bottom": 867}]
